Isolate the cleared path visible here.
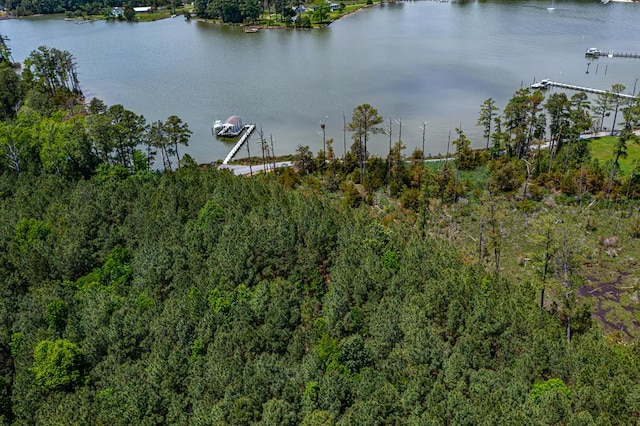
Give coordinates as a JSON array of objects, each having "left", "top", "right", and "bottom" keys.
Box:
[{"left": 218, "top": 161, "right": 293, "bottom": 176}]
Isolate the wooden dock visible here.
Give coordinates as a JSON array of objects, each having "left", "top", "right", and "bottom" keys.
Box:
[
  {"left": 585, "top": 49, "right": 640, "bottom": 59},
  {"left": 531, "top": 79, "right": 637, "bottom": 100},
  {"left": 222, "top": 124, "right": 256, "bottom": 165}
]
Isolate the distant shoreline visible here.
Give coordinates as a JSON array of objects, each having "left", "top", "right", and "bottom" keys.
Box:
[
  {"left": 2, "top": 0, "right": 638, "bottom": 22},
  {"left": 0, "top": 2, "right": 378, "bottom": 23}
]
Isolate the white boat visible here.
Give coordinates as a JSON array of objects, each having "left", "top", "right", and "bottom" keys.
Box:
[
  {"left": 531, "top": 79, "right": 551, "bottom": 89},
  {"left": 585, "top": 47, "right": 601, "bottom": 56},
  {"left": 214, "top": 115, "right": 244, "bottom": 137}
]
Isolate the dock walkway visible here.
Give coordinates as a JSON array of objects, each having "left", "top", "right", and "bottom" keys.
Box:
[
  {"left": 222, "top": 124, "right": 256, "bottom": 165},
  {"left": 531, "top": 79, "right": 637, "bottom": 100}
]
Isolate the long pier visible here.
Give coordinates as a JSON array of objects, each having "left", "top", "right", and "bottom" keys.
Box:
[
  {"left": 585, "top": 49, "right": 640, "bottom": 60},
  {"left": 531, "top": 79, "right": 637, "bottom": 100},
  {"left": 222, "top": 124, "right": 256, "bottom": 165}
]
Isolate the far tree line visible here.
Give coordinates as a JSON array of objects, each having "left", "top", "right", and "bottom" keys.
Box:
[
  {"left": 2, "top": 0, "right": 181, "bottom": 16},
  {"left": 2, "top": 0, "right": 347, "bottom": 26}
]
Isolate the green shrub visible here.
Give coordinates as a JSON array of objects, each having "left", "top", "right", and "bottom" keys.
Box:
[
  {"left": 31, "top": 339, "right": 84, "bottom": 391},
  {"left": 530, "top": 378, "right": 570, "bottom": 404},
  {"left": 14, "top": 218, "right": 50, "bottom": 252}
]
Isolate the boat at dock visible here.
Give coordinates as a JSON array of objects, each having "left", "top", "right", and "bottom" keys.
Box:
[
  {"left": 531, "top": 78, "right": 551, "bottom": 89},
  {"left": 585, "top": 47, "right": 602, "bottom": 56},
  {"left": 213, "top": 115, "right": 244, "bottom": 137},
  {"left": 585, "top": 47, "right": 640, "bottom": 59}
]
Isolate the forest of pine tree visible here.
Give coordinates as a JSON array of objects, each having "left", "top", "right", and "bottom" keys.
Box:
[{"left": 2, "top": 38, "right": 640, "bottom": 424}]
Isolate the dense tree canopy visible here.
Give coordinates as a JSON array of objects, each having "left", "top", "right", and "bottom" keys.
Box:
[
  {"left": 194, "top": 0, "right": 261, "bottom": 23},
  {"left": 0, "top": 161, "right": 639, "bottom": 424}
]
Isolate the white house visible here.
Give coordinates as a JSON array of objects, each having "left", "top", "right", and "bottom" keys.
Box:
[{"left": 133, "top": 6, "right": 152, "bottom": 12}]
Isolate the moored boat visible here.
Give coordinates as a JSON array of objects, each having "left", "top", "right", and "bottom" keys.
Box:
[
  {"left": 585, "top": 47, "right": 602, "bottom": 56},
  {"left": 531, "top": 78, "right": 550, "bottom": 89},
  {"left": 214, "top": 115, "right": 244, "bottom": 137}
]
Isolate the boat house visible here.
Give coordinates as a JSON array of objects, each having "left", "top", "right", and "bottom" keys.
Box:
[{"left": 215, "top": 115, "right": 244, "bottom": 137}]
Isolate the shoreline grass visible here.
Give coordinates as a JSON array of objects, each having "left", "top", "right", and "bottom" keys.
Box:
[{"left": 589, "top": 135, "right": 640, "bottom": 175}]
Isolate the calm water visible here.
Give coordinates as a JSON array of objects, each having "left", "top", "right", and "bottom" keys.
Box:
[{"left": 3, "top": 1, "right": 640, "bottom": 163}]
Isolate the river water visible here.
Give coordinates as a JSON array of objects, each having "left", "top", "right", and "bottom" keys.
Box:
[{"left": 3, "top": 1, "right": 640, "bottom": 163}]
